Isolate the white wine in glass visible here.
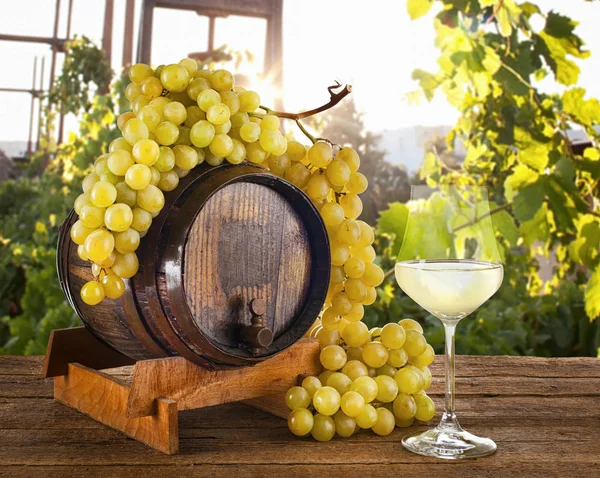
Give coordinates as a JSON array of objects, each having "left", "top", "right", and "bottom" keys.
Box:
[{"left": 396, "top": 186, "right": 504, "bottom": 459}]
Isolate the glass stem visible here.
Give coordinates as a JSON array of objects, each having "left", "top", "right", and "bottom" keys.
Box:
[{"left": 440, "top": 321, "right": 461, "bottom": 430}]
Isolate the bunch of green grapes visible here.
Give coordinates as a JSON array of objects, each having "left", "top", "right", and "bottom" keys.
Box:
[
  {"left": 71, "top": 59, "right": 287, "bottom": 305},
  {"left": 287, "top": 318, "right": 436, "bottom": 441}
]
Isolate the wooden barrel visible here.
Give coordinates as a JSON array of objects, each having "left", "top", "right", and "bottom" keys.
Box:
[{"left": 57, "top": 163, "right": 330, "bottom": 368}]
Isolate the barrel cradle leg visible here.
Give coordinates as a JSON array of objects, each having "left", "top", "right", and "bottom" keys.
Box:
[{"left": 43, "top": 328, "right": 321, "bottom": 454}]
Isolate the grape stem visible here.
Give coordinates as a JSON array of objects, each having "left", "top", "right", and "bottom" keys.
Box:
[{"left": 257, "top": 81, "right": 353, "bottom": 144}]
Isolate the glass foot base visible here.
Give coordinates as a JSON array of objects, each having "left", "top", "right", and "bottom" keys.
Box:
[{"left": 402, "top": 426, "right": 497, "bottom": 460}]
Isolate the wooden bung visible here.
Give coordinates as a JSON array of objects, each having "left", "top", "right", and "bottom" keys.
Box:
[{"left": 57, "top": 163, "right": 331, "bottom": 368}]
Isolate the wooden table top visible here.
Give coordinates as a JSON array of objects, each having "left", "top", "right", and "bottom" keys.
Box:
[{"left": 1, "top": 355, "right": 599, "bottom": 478}]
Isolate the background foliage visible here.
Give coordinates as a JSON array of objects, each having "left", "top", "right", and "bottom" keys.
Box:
[{"left": 361, "top": 0, "right": 600, "bottom": 357}]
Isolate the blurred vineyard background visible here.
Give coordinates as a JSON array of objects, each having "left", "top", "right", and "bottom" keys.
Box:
[{"left": 1, "top": 0, "right": 600, "bottom": 357}]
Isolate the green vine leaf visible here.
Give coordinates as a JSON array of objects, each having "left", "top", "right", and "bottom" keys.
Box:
[
  {"left": 585, "top": 266, "right": 600, "bottom": 321},
  {"left": 407, "top": 0, "right": 433, "bottom": 20},
  {"left": 562, "top": 88, "right": 600, "bottom": 125}
]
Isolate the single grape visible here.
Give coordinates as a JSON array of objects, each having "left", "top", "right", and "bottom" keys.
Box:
[
  {"left": 374, "top": 375, "right": 399, "bottom": 403},
  {"left": 340, "top": 193, "right": 363, "bottom": 219},
  {"left": 286, "top": 141, "right": 306, "bottom": 162},
  {"left": 320, "top": 345, "right": 347, "bottom": 371},
  {"left": 226, "top": 139, "right": 246, "bottom": 165},
  {"left": 301, "top": 376, "right": 322, "bottom": 398},
  {"left": 205, "top": 152, "right": 224, "bottom": 166},
  {"left": 380, "top": 323, "right": 406, "bottom": 350},
  {"left": 267, "top": 154, "right": 290, "bottom": 177},
  {"left": 230, "top": 111, "right": 249, "bottom": 127},
  {"left": 286, "top": 386, "right": 311, "bottom": 410},
  {"left": 197, "top": 89, "right": 221, "bottom": 112},
  {"left": 109, "top": 137, "right": 133, "bottom": 154},
  {"left": 316, "top": 327, "right": 340, "bottom": 348},
  {"left": 186, "top": 78, "right": 211, "bottom": 101},
  {"left": 141, "top": 76, "right": 164, "bottom": 99},
  {"left": 387, "top": 348, "right": 408, "bottom": 368},
  {"left": 70, "top": 220, "right": 94, "bottom": 245},
  {"left": 404, "top": 329, "right": 427, "bottom": 357},
  {"left": 154, "top": 122, "right": 179, "bottom": 146},
  {"left": 333, "top": 411, "right": 356, "bottom": 438},
  {"left": 345, "top": 278, "right": 367, "bottom": 302},
  {"left": 330, "top": 265, "right": 346, "bottom": 285},
  {"left": 125, "top": 82, "right": 141, "bottom": 102},
  {"left": 114, "top": 228, "right": 140, "bottom": 254},
  {"left": 308, "top": 142, "right": 333, "bottom": 168},
  {"left": 77, "top": 244, "right": 89, "bottom": 261},
  {"left": 79, "top": 205, "right": 105, "bottom": 229},
  {"left": 125, "top": 164, "right": 151, "bottom": 190},
  {"left": 394, "top": 365, "right": 424, "bottom": 395},
  {"left": 395, "top": 416, "right": 415, "bottom": 428},
  {"left": 392, "top": 392, "right": 417, "bottom": 420},
  {"left": 111, "top": 251, "right": 139, "bottom": 278},
  {"left": 154, "top": 147, "right": 176, "bottom": 172},
  {"left": 206, "top": 103, "right": 231, "bottom": 126},
  {"left": 340, "top": 390, "right": 365, "bottom": 417},
  {"left": 284, "top": 163, "right": 311, "bottom": 188},
  {"left": 399, "top": 318, "right": 424, "bottom": 334},
  {"left": 238, "top": 90, "right": 260, "bottom": 112},
  {"left": 131, "top": 207, "right": 152, "bottom": 232},
  {"left": 341, "top": 360, "right": 368, "bottom": 381},
  {"left": 312, "top": 386, "right": 341, "bottom": 416},
  {"left": 173, "top": 145, "right": 199, "bottom": 170},
  {"left": 413, "top": 392, "right": 436, "bottom": 422},
  {"left": 210, "top": 69, "right": 234, "bottom": 91},
  {"left": 355, "top": 403, "right": 378, "bottom": 429},
  {"left": 344, "top": 303, "right": 364, "bottom": 323},
  {"left": 336, "top": 219, "right": 361, "bottom": 246},
  {"left": 362, "top": 342, "right": 390, "bottom": 368},
  {"left": 330, "top": 242, "right": 350, "bottom": 267},
  {"left": 343, "top": 257, "right": 365, "bottom": 279},
  {"left": 345, "top": 347, "right": 363, "bottom": 362},
  {"left": 137, "top": 106, "right": 161, "bottom": 132},
  {"left": 101, "top": 274, "right": 126, "bottom": 299},
  {"left": 160, "top": 64, "right": 190, "bottom": 93},
  {"left": 326, "top": 159, "right": 351, "bottom": 187},
  {"left": 190, "top": 120, "right": 215, "bottom": 149},
  {"left": 129, "top": 63, "right": 154, "bottom": 84},
  {"left": 311, "top": 414, "right": 335, "bottom": 442},
  {"left": 288, "top": 408, "right": 314, "bottom": 437},
  {"left": 337, "top": 146, "right": 360, "bottom": 172},
  {"left": 117, "top": 112, "right": 136, "bottom": 131},
  {"left": 83, "top": 229, "right": 115, "bottom": 263},
  {"left": 260, "top": 114, "right": 280, "bottom": 131},
  {"left": 372, "top": 407, "right": 395, "bottom": 436},
  {"left": 376, "top": 364, "right": 397, "bottom": 378},
  {"left": 240, "top": 122, "right": 261, "bottom": 143},
  {"left": 321, "top": 307, "right": 341, "bottom": 331},
  {"left": 259, "top": 129, "right": 285, "bottom": 155},
  {"left": 327, "top": 372, "right": 352, "bottom": 396},
  {"left": 104, "top": 203, "right": 133, "bottom": 232},
  {"left": 122, "top": 118, "right": 150, "bottom": 145},
  {"left": 350, "top": 376, "right": 378, "bottom": 403},
  {"left": 362, "top": 286, "right": 377, "bottom": 306},
  {"left": 209, "top": 134, "right": 234, "bottom": 157},
  {"left": 132, "top": 96, "right": 150, "bottom": 114},
  {"left": 214, "top": 120, "right": 231, "bottom": 135},
  {"left": 347, "top": 172, "right": 368, "bottom": 194},
  {"left": 219, "top": 91, "right": 240, "bottom": 115},
  {"left": 352, "top": 245, "right": 376, "bottom": 263},
  {"left": 162, "top": 101, "right": 187, "bottom": 125},
  {"left": 90, "top": 182, "right": 117, "bottom": 208},
  {"left": 320, "top": 202, "right": 345, "bottom": 228},
  {"left": 409, "top": 344, "right": 435, "bottom": 368},
  {"left": 137, "top": 185, "right": 165, "bottom": 213},
  {"left": 80, "top": 281, "right": 105, "bottom": 305},
  {"left": 330, "top": 291, "right": 352, "bottom": 316},
  {"left": 149, "top": 96, "right": 171, "bottom": 112},
  {"left": 158, "top": 170, "right": 179, "bottom": 191},
  {"left": 185, "top": 105, "right": 206, "bottom": 127},
  {"left": 420, "top": 366, "right": 432, "bottom": 390},
  {"left": 341, "top": 321, "right": 370, "bottom": 348}
]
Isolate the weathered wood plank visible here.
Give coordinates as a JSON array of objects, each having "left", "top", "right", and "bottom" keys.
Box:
[
  {"left": 126, "top": 338, "right": 321, "bottom": 417},
  {"left": 54, "top": 363, "right": 179, "bottom": 454}
]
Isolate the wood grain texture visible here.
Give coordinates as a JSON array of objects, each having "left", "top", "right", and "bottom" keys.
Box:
[
  {"left": 54, "top": 363, "right": 178, "bottom": 454},
  {"left": 184, "top": 181, "right": 311, "bottom": 354},
  {"left": 3, "top": 355, "right": 600, "bottom": 477},
  {"left": 126, "top": 338, "right": 321, "bottom": 418},
  {"left": 42, "top": 327, "right": 136, "bottom": 378}
]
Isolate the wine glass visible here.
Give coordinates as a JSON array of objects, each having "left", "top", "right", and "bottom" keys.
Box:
[{"left": 395, "top": 185, "right": 503, "bottom": 459}]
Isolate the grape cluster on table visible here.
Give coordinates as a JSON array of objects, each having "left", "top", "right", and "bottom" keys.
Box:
[{"left": 287, "top": 318, "right": 436, "bottom": 441}]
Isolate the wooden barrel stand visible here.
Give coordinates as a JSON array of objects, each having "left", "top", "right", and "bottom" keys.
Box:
[{"left": 42, "top": 327, "right": 321, "bottom": 454}]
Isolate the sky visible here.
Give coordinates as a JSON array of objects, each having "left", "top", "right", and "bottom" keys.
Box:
[{"left": 0, "top": 0, "right": 599, "bottom": 149}]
